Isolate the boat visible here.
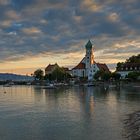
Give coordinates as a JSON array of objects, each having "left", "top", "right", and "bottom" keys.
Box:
[
  {"left": 3, "top": 84, "right": 12, "bottom": 87},
  {"left": 3, "top": 81, "right": 14, "bottom": 87},
  {"left": 43, "top": 84, "right": 56, "bottom": 89},
  {"left": 26, "top": 82, "right": 31, "bottom": 85}
]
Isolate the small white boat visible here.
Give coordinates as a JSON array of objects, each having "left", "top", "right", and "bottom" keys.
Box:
[
  {"left": 26, "top": 82, "right": 31, "bottom": 85},
  {"left": 44, "top": 84, "right": 56, "bottom": 89},
  {"left": 3, "top": 83, "right": 12, "bottom": 87},
  {"left": 3, "top": 81, "right": 14, "bottom": 87}
]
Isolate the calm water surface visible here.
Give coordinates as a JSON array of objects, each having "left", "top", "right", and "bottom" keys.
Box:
[{"left": 0, "top": 85, "right": 140, "bottom": 140}]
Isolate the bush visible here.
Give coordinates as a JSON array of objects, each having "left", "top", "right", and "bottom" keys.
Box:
[{"left": 127, "top": 72, "right": 140, "bottom": 80}]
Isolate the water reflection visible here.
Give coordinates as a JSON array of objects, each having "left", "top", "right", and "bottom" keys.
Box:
[{"left": 0, "top": 85, "right": 140, "bottom": 140}]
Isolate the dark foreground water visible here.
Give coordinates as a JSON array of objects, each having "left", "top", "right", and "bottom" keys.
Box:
[{"left": 0, "top": 85, "right": 140, "bottom": 140}]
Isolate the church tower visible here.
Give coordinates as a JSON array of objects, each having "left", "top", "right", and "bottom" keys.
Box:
[{"left": 85, "top": 40, "right": 94, "bottom": 74}]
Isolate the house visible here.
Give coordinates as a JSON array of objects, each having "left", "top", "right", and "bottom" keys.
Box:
[
  {"left": 62, "top": 67, "right": 71, "bottom": 75},
  {"left": 45, "top": 63, "right": 70, "bottom": 75},
  {"left": 45, "top": 63, "right": 59, "bottom": 75},
  {"left": 72, "top": 40, "right": 109, "bottom": 80},
  {"left": 116, "top": 63, "right": 140, "bottom": 79}
]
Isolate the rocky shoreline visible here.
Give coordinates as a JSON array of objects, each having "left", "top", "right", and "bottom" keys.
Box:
[{"left": 123, "top": 111, "right": 140, "bottom": 140}]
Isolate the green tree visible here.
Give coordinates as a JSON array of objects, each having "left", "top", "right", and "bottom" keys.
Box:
[
  {"left": 111, "top": 72, "right": 121, "bottom": 80},
  {"left": 34, "top": 69, "right": 44, "bottom": 80},
  {"left": 116, "top": 62, "right": 124, "bottom": 69},
  {"left": 127, "top": 72, "right": 140, "bottom": 80},
  {"left": 101, "top": 72, "right": 111, "bottom": 81},
  {"left": 94, "top": 70, "right": 103, "bottom": 80},
  {"left": 116, "top": 54, "right": 140, "bottom": 71},
  {"left": 126, "top": 54, "right": 140, "bottom": 63},
  {"left": 94, "top": 70, "right": 111, "bottom": 81},
  {"left": 45, "top": 67, "right": 71, "bottom": 82}
]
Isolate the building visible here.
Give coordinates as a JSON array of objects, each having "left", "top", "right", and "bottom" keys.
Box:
[
  {"left": 62, "top": 67, "right": 71, "bottom": 75},
  {"left": 72, "top": 40, "right": 109, "bottom": 80},
  {"left": 45, "top": 63, "right": 59, "bottom": 75},
  {"left": 72, "top": 61, "right": 86, "bottom": 77},
  {"left": 116, "top": 63, "right": 140, "bottom": 79},
  {"left": 88, "top": 63, "right": 110, "bottom": 80},
  {"left": 45, "top": 63, "right": 70, "bottom": 75},
  {"left": 72, "top": 40, "right": 95, "bottom": 77}
]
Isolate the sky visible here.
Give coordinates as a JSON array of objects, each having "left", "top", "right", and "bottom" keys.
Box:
[{"left": 0, "top": 0, "right": 140, "bottom": 75}]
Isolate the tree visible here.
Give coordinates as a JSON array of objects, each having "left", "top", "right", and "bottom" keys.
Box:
[
  {"left": 126, "top": 54, "right": 140, "bottom": 63},
  {"left": 45, "top": 67, "right": 71, "bottom": 82},
  {"left": 127, "top": 72, "right": 140, "bottom": 80},
  {"left": 34, "top": 69, "right": 44, "bottom": 80},
  {"left": 111, "top": 72, "right": 121, "bottom": 80},
  {"left": 116, "top": 62, "right": 124, "bottom": 69},
  {"left": 94, "top": 70, "right": 103, "bottom": 80},
  {"left": 94, "top": 70, "right": 111, "bottom": 81},
  {"left": 101, "top": 72, "right": 111, "bottom": 81},
  {"left": 116, "top": 54, "right": 140, "bottom": 70}
]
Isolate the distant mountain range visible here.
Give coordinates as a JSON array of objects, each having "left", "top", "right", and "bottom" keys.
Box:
[{"left": 0, "top": 73, "right": 34, "bottom": 81}]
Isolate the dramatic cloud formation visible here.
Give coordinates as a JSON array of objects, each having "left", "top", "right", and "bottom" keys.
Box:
[{"left": 0, "top": 0, "right": 140, "bottom": 74}]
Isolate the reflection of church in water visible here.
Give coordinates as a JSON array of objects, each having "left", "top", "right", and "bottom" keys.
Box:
[{"left": 72, "top": 40, "right": 109, "bottom": 80}]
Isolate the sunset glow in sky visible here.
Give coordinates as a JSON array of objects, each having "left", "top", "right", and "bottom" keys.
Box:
[{"left": 0, "top": 0, "right": 140, "bottom": 74}]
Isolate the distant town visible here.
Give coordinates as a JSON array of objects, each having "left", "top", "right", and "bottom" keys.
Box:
[{"left": 0, "top": 40, "right": 140, "bottom": 85}]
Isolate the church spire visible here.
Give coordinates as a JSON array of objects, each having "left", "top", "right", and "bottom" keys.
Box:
[{"left": 85, "top": 40, "right": 92, "bottom": 50}]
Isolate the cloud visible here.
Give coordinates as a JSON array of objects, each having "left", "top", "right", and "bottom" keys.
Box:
[
  {"left": 22, "top": 27, "right": 42, "bottom": 35},
  {"left": 80, "top": 0, "right": 102, "bottom": 12},
  {"left": 0, "top": 0, "right": 10, "bottom": 5},
  {"left": 0, "top": 20, "right": 12, "bottom": 27},
  {"left": 0, "top": 0, "right": 140, "bottom": 73},
  {"left": 108, "top": 12, "right": 119, "bottom": 22},
  {"left": 5, "top": 10, "right": 21, "bottom": 20}
]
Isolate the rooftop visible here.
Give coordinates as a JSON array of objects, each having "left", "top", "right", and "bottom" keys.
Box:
[
  {"left": 72, "top": 62, "right": 85, "bottom": 70},
  {"left": 85, "top": 40, "right": 92, "bottom": 50},
  {"left": 96, "top": 63, "right": 110, "bottom": 72},
  {"left": 45, "top": 63, "right": 59, "bottom": 71}
]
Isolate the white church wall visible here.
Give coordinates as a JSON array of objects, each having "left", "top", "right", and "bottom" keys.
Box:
[
  {"left": 72, "top": 69, "right": 86, "bottom": 77},
  {"left": 88, "top": 64, "right": 100, "bottom": 80}
]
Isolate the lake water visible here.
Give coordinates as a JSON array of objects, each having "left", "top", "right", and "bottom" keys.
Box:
[{"left": 0, "top": 85, "right": 140, "bottom": 140}]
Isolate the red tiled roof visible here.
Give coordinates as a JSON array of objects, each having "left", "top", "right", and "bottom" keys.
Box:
[
  {"left": 96, "top": 63, "right": 110, "bottom": 72},
  {"left": 45, "top": 64, "right": 58, "bottom": 71},
  {"left": 117, "top": 63, "right": 140, "bottom": 71},
  {"left": 72, "top": 62, "right": 85, "bottom": 70}
]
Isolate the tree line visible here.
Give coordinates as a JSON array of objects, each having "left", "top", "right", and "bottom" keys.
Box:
[{"left": 33, "top": 67, "right": 71, "bottom": 82}]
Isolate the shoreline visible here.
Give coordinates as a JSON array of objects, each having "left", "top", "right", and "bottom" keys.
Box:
[{"left": 123, "top": 111, "right": 140, "bottom": 139}]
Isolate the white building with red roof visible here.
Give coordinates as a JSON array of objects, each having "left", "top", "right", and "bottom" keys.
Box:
[{"left": 72, "top": 40, "right": 110, "bottom": 80}]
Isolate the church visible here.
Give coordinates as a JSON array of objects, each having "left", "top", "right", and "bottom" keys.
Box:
[{"left": 72, "top": 40, "right": 109, "bottom": 80}]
